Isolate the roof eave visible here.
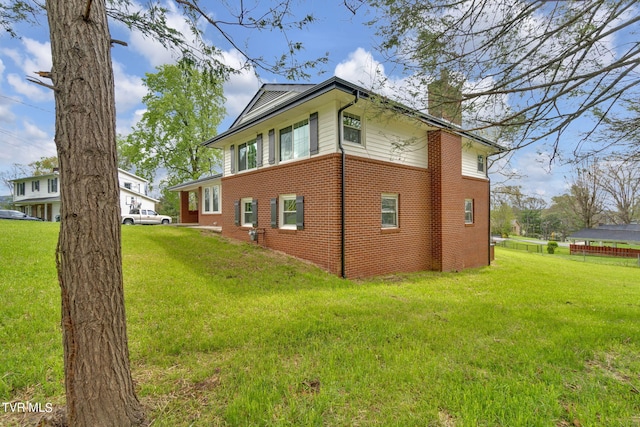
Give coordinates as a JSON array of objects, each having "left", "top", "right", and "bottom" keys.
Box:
[{"left": 204, "top": 76, "right": 506, "bottom": 153}]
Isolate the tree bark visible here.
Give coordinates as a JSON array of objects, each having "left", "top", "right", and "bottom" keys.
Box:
[{"left": 46, "top": 1, "right": 144, "bottom": 425}]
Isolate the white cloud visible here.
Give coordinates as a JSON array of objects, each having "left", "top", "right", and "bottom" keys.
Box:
[
  {"left": 126, "top": 2, "right": 193, "bottom": 67},
  {"left": 0, "top": 120, "right": 56, "bottom": 172},
  {"left": 0, "top": 103, "right": 15, "bottom": 124},
  {"left": 6, "top": 73, "right": 53, "bottom": 102},
  {"left": 220, "top": 50, "right": 261, "bottom": 120},
  {"left": 0, "top": 58, "right": 5, "bottom": 82},
  {"left": 335, "top": 48, "right": 386, "bottom": 89},
  {"left": 117, "top": 108, "right": 146, "bottom": 136},
  {"left": 113, "top": 61, "right": 146, "bottom": 113},
  {"left": 1, "top": 38, "right": 52, "bottom": 76}
]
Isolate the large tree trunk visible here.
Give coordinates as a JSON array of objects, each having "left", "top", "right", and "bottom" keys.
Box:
[{"left": 46, "top": 1, "right": 144, "bottom": 425}]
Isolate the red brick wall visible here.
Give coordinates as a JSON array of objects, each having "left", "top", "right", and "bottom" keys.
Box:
[
  {"left": 429, "top": 130, "right": 463, "bottom": 271},
  {"left": 220, "top": 137, "right": 491, "bottom": 277},
  {"left": 221, "top": 154, "right": 343, "bottom": 275},
  {"left": 179, "top": 190, "right": 198, "bottom": 223},
  {"left": 343, "top": 156, "right": 432, "bottom": 278},
  {"left": 428, "top": 130, "right": 490, "bottom": 271},
  {"left": 462, "top": 176, "right": 491, "bottom": 268}
]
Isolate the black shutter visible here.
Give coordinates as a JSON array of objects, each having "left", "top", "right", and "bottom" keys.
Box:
[
  {"left": 296, "top": 195, "right": 304, "bottom": 230},
  {"left": 234, "top": 200, "right": 240, "bottom": 226},
  {"left": 268, "top": 129, "right": 275, "bottom": 164},
  {"left": 270, "top": 198, "right": 278, "bottom": 228},
  {"left": 230, "top": 145, "right": 235, "bottom": 174},
  {"left": 309, "top": 112, "right": 319, "bottom": 155},
  {"left": 251, "top": 199, "right": 258, "bottom": 227},
  {"left": 256, "top": 133, "right": 263, "bottom": 167}
]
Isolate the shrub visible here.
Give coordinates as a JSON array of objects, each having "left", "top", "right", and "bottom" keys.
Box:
[{"left": 547, "top": 241, "right": 559, "bottom": 254}]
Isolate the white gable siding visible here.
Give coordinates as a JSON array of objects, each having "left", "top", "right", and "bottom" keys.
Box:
[
  {"left": 461, "top": 141, "right": 489, "bottom": 179},
  {"left": 118, "top": 171, "right": 148, "bottom": 195}
]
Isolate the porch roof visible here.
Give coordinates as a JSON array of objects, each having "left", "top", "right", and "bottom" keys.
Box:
[
  {"left": 167, "top": 174, "right": 223, "bottom": 192},
  {"left": 14, "top": 197, "right": 60, "bottom": 205}
]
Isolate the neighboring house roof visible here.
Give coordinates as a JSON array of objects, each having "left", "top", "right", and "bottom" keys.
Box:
[
  {"left": 120, "top": 188, "right": 159, "bottom": 203},
  {"left": 118, "top": 168, "right": 150, "bottom": 183},
  {"left": 13, "top": 196, "right": 60, "bottom": 204},
  {"left": 597, "top": 223, "right": 640, "bottom": 232},
  {"left": 168, "top": 174, "right": 223, "bottom": 192},
  {"left": 204, "top": 76, "right": 505, "bottom": 153},
  {"left": 10, "top": 172, "right": 59, "bottom": 182},
  {"left": 568, "top": 226, "right": 640, "bottom": 244}
]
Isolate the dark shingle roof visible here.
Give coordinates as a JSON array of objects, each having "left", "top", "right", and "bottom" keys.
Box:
[{"left": 568, "top": 226, "right": 640, "bottom": 244}]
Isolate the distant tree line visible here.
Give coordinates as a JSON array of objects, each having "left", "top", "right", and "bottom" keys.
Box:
[{"left": 492, "top": 156, "right": 640, "bottom": 240}]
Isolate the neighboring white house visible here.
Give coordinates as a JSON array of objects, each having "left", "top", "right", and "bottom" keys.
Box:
[{"left": 11, "top": 168, "right": 158, "bottom": 222}]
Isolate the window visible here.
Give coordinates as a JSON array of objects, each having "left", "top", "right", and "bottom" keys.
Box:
[
  {"left": 280, "top": 195, "right": 297, "bottom": 229},
  {"left": 16, "top": 182, "right": 25, "bottom": 196},
  {"left": 31, "top": 181, "right": 39, "bottom": 192},
  {"left": 48, "top": 178, "right": 58, "bottom": 193},
  {"left": 343, "top": 112, "right": 362, "bottom": 144},
  {"left": 241, "top": 198, "right": 256, "bottom": 227},
  {"left": 124, "top": 182, "right": 132, "bottom": 190},
  {"left": 238, "top": 139, "right": 257, "bottom": 171},
  {"left": 280, "top": 119, "right": 309, "bottom": 162},
  {"left": 465, "top": 199, "right": 474, "bottom": 224},
  {"left": 477, "top": 155, "right": 485, "bottom": 173},
  {"left": 203, "top": 185, "right": 220, "bottom": 213},
  {"left": 381, "top": 194, "right": 398, "bottom": 228}
]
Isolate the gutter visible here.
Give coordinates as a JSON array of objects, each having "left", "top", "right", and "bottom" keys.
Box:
[{"left": 337, "top": 91, "right": 360, "bottom": 278}]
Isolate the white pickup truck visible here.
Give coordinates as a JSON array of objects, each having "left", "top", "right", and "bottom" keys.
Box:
[{"left": 122, "top": 208, "right": 172, "bottom": 225}]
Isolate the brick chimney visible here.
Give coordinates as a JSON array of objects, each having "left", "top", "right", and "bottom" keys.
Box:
[{"left": 428, "top": 69, "right": 462, "bottom": 125}]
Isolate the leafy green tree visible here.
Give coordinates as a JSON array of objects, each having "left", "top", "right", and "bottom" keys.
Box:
[
  {"left": 120, "top": 60, "right": 225, "bottom": 211},
  {"left": 547, "top": 194, "right": 582, "bottom": 235},
  {"left": 28, "top": 155, "right": 59, "bottom": 175},
  {"left": 490, "top": 202, "right": 514, "bottom": 237},
  {"left": 569, "top": 159, "right": 606, "bottom": 229}
]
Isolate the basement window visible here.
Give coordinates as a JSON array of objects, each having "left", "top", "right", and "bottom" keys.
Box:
[{"left": 381, "top": 194, "right": 398, "bottom": 228}]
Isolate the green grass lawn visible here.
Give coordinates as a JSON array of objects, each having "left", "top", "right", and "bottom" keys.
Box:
[{"left": 2, "top": 222, "right": 640, "bottom": 426}]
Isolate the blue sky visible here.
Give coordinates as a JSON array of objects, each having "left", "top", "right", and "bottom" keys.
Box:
[{"left": 0, "top": 1, "right": 593, "bottom": 200}]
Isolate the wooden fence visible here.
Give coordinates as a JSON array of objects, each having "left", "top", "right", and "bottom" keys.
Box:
[{"left": 569, "top": 244, "right": 640, "bottom": 258}]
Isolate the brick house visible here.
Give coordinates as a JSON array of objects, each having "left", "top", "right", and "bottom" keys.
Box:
[{"left": 173, "top": 77, "right": 504, "bottom": 278}]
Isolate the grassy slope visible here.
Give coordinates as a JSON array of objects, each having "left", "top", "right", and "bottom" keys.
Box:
[{"left": 1, "top": 222, "right": 639, "bottom": 426}]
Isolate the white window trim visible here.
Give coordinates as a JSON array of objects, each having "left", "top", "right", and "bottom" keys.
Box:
[
  {"left": 381, "top": 193, "right": 398, "bottom": 229},
  {"left": 241, "top": 197, "right": 253, "bottom": 227},
  {"left": 477, "top": 155, "right": 485, "bottom": 173},
  {"left": 343, "top": 111, "right": 363, "bottom": 146},
  {"left": 238, "top": 139, "right": 258, "bottom": 172},
  {"left": 465, "top": 199, "right": 474, "bottom": 224},
  {"left": 202, "top": 185, "right": 221, "bottom": 214},
  {"left": 279, "top": 118, "right": 310, "bottom": 163},
  {"left": 279, "top": 194, "right": 297, "bottom": 230}
]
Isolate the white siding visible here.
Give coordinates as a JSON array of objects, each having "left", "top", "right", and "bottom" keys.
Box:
[
  {"left": 316, "top": 103, "right": 339, "bottom": 155},
  {"left": 342, "top": 107, "right": 429, "bottom": 169},
  {"left": 118, "top": 170, "right": 148, "bottom": 195},
  {"left": 220, "top": 101, "right": 433, "bottom": 174},
  {"left": 13, "top": 175, "right": 59, "bottom": 202},
  {"left": 462, "top": 140, "right": 490, "bottom": 179}
]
